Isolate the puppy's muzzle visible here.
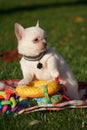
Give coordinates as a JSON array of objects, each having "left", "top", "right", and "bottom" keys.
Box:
[{"left": 43, "top": 42, "right": 47, "bottom": 48}]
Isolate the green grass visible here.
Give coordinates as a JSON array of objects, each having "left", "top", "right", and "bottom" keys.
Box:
[{"left": 0, "top": 0, "right": 87, "bottom": 129}]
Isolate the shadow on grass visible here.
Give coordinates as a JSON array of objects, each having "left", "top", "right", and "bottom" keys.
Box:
[{"left": 0, "top": 0, "right": 87, "bottom": 15}]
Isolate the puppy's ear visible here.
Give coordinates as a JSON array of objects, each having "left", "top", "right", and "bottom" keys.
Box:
[
  {"left": 36, "top": 20, "right": 39, "bottom": 27},
  {"left": 15, "top": 23, "right": 24, "bottom": 40}
]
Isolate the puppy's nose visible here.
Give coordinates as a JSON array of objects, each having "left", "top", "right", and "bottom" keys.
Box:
[
  {"left": 43, "top": 40, "right": 47, "bottom": 46},
  {"left": 44, "top": 42, "right": 47, "bottom": 47},
  {"left": 41, "top": 39, "right": 47, "bottom": 47}
]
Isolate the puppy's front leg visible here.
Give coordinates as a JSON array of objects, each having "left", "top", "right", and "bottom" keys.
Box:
[
  {"left": 48, "top": 57, "right": 60, "bottom": 82},
  {"left": 18, "top": 71, "right": 34, "bottom": 86},
  {"left": 18, "top": 72, "right": 33, "bottom": 86},
  {"left": 18, "top": 77, "right": 31, "bottom": 86},
  {"left": 18, "top": 62, "right": 34, "bottom": 87}
]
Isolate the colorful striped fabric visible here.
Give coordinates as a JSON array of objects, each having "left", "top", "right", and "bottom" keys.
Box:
[{"left": 0, "top": 80, "right": 87, "bottom": 115}]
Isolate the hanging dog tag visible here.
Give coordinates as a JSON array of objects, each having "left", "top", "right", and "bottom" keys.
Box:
[{"left": 37, "top": 63, "right": 43, "bottom": 69}]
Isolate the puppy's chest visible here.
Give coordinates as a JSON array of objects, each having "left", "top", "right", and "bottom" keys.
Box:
[
  {"left": 35, "top": 60, "right": 48, "bottom": 72},
  {"left": 29, "top": 53, "right": 50, "bottom": 72},
  {"left": 35, "top": 60, "right": 51, "bottom": 79},
  {"left": 24, "top": 58, "right": 48, "bottom": 71}
]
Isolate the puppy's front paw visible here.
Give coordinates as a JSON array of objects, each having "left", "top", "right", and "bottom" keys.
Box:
[{"left": 18, "top": 79, "right": 29, "bottom": 87}]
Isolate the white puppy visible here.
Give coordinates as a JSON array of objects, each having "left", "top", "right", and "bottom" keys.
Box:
[{"left": 15, "top": 22, "right": 80, "bottom": 99}]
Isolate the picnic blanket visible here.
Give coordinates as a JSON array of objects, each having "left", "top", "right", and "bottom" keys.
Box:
[{"left": 0, "top": 80, "right": 87, "bottom": 115}]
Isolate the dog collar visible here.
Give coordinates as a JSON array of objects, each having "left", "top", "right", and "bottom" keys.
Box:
[{"left": 23, "top": 51, "right": 46, "bottom": 61}]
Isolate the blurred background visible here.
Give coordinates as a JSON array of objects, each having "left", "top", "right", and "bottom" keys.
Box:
[{"left": 0, "top": 1, "right": 87, "bottom": 130}]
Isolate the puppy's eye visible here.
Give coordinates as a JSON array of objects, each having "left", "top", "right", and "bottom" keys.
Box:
[{"left": 33, "top": 38, "right": 39, "bottom": 43}]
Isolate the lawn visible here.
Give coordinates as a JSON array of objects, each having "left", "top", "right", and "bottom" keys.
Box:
[{"left": 0, "top": 0, "right": 87, "bottom": 130}]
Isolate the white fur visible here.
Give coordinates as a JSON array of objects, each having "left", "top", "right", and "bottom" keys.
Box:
[{"left": 15, "top": 22, "right": 80, "bottom": 99}]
